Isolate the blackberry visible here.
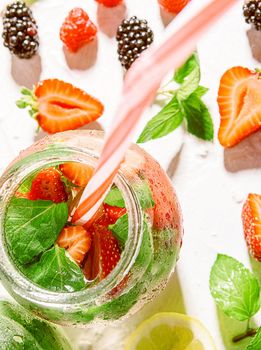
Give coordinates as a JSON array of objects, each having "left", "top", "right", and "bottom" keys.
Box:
[
  {"left": 116, "top": 16, "right": 154, "bottom": 70},
  {"left": 243, "top": 0, "right": 261, "bottom": 31},
  {"left": 2, "top": 1, "right": 39, "bottom": 59}
]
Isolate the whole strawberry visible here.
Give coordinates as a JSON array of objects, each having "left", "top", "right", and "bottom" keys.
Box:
[
  {"left": 30, "top": 168, "right": 68, "bottom": 203},
  {"left": 96, "top": 0, "right": 122, "bottom": 7},
  {"left": 242, "top": 193, "right": 261, "bottom": 261},
  {"left": 158, "top": 0, "right": 190, "bottom": 14},
  {"left": 60, "top": 8, "right": 97, "bottom": 52}
]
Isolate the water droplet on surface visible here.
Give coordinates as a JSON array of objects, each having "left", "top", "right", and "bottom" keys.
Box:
[{"left": 13, "top": 335, "right": 23, "bottom": 343}]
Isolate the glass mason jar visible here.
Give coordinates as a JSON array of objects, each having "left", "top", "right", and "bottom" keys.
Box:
[{"left": 0, "top": 130, "right": 183, "bottom": 326}]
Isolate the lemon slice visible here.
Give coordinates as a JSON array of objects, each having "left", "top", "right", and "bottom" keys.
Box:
[{"left": 125, "top": 312, "right": 216, "bottom": 350}]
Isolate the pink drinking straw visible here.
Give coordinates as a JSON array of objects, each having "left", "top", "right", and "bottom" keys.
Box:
[{"left": 73, "top": 0, "right": 237, "bottom": 224}]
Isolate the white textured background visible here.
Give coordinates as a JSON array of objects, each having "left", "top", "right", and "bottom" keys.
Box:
[{"left": 0, "top": 0, "right": 261, "bottom": 349}]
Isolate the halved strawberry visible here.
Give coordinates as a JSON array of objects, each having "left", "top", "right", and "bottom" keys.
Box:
[
  {"left": 59, "top": 162, "right": 94, "bottom": 187},
  {"left": 16, "top": 79, "right": 104, "bottom": 134},
  {"left": 57, "top": 225, "right": 92, "bottom": 265},
  {"left": 29, "top": 168, "right": 68, "bottom": 203},
  {"left": 218, "top": 66, "right": 261, "bottom": 147},
  {"left": 242, "top": 193, "right": 261, "bottom": 261},
  {"left": 83, "top": 226, "right": 121, "bottom": 280}
]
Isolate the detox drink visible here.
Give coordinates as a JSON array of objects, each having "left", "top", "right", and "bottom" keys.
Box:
[{"left": 0, "top": 130, "right": 183, "bottom": 325}]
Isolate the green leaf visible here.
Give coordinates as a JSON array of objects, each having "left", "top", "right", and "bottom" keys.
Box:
[
  {"left": 135, "top": 216, "right": 153, "bottom": 269},
  {"left": 5, "top": 198, "right": 68, "bottom": 264},
  {"left": 137, "top": 96, "right": 184, "bottom": 143},
  {"left": 183, "top": 92, "right": 214, "bottom": 141},
  {"left": 105, "top": 181, "right": 154, "bottom": 209},
  {"left": 174, "top": 52, "right": 199, "bottom": 83},
  {"left": 175, "top": 53, "right": 201, "bottom": 100},
  {"left": 104, "top": 186, "right": 125, "bottom": 208},
  {"left": 210, "top": 254, "right": 261, "bottom": 321},
  {"left": 193, "top": 85, "right": 209, "bottom": 98},
  {"left": 21, "top": 87, "right": 33, "bottom": 96},
  {"left": 133, "top": 180, "right": 155, "bottom": 209},
  {"left": 24, "top": 246, "right": 85, "bottom": 292},
  {"left": 16, "top": 100, "right": 27, "bottom": 109},
  {"left": 18, "top": 173, "right": 35, "bottom": 194},
  {"left": 246, "top": 327, "right": 261, "bottom": 350},
  {"left": 0, "top": 300, "right": 72, "bottom": 350},
  {"left": 109, "top": 213, "right": 128, "bottom": 247}
]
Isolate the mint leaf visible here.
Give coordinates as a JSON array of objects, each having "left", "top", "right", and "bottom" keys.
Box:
[
  {"left": 105, "top": 181, "right": 154, "bottom": 209},
  {"left": 174, "top": 52, "right": 199, "bottom": 84},
  {"left": 137, "top": 96, "right": 184, "bottom": 143},
  {"left": 183, "top": 92, "right": 214, "bottom": 141},
  {"left": 109, "top": 213, "right": 128, "bottom": 247},
  {"left": 246, "top": 328, "right": 261, "bottom": 350},
  {"left": 210, "top": 254, "right": 260, "bottom": 321},
  {"left": 175, "top": 53, "right": 200, "bottom": 100},
  {"left": 5, "top": 198, "right": 68, "bottom": 264},
  {"left": 193, "top": 85, "right": 209, "bottom": 98},
  {"left": 24, "top": 246, "right": 85, "bottom": 292},
  {"left": 104, "top": 186, "right": 125, "bottom": 208},
  {"left": 136, "top": 216, "right": 153, "bottom": 268},
  {"left": 18, "top": 173, "right": 35, "bottom": 194},
  {"left": 134, "top": 180, "right": 154, "bottom": 209}
]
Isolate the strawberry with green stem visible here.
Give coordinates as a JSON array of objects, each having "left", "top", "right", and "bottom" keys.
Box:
[
  {"left": 16, "top": 79, "right": 104, "bottom": 134},
  {"left": 137, "top": 53, "right": 214, "bottom": 143}
]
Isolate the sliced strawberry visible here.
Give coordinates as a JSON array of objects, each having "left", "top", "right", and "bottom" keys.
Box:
[
  {"left": 59, "top": 162, "right": 94, "bottom": 187},
  {"left": 36, "top": 79, "right": 104, "bottom": 133},
  {"left": 242, "top": 193, "right": 261, "bottom": 261},
  {"left": 17, "top": 79, "right": 104, "bottom": 134},
  {"left": 218, "top": 66, "right": 261, "bottom": 147},
  {"left": 103, "top": 203, "right": 126, "bottom": 224},
  {"left": 83, "top": 226, "right": 121, "bottom": 280},
  {"left": 29, "top": 168, "right": 68, "bottom": 203},
  {"left": 57, "top": 225, "right": 92, "bottom": 265}
]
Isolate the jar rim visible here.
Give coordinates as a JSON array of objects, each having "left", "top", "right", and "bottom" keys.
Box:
[{"left": 0, "top": 131, "right": 144, "bottom": 309}]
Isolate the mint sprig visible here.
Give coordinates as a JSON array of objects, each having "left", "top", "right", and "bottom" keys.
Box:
[
  {"left": 210, "top": 254, "right": 261, "bottom": 347},
  {"left": 137, "top": 52, "right": 214, "bottom": 143}
]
